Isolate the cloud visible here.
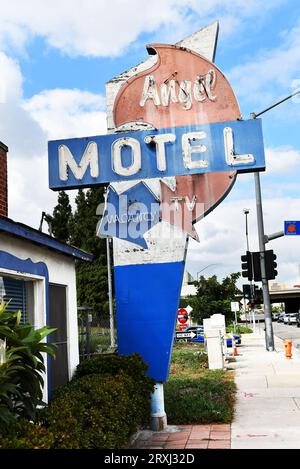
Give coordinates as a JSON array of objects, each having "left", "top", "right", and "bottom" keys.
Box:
[
  {"left": 227, "top": 17, "right": 300, "bottom": 107},
  {"left": 0, "top": 50, "right": 107, "bottom": 228},
  {"left": 0, "top": 0, "right": 284, "bottom": 57},
  {"left": 186, "top": 196, "right": 300, "bottom": 289},
  {"left": 265, "top": 146, "right": 300, "bottom": 174},
  {"left": 23, "top": 88, "right": 107, "bottom": 139},
  {"left": 0, "top": 51, "right": 22, "bottom": 103}
]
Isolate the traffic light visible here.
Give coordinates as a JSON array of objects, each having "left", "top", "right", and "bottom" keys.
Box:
[
  {"left": 241, "top": 251, "right": 253, "bottom": 281},
  {"left": 252, "top": 252, "right": 262, "bottom": 282},
  {"left": 244, "top": 250, "right": 278, "bottom": 281},
  {"left": 253, "top": 285, "right": 263, "bottom": 305},
  {"left": 242, "top": 284, "right": 252, "bottom": 301},
  {"left": 265, "top": 249, "right": 278, "bottom": 280}
]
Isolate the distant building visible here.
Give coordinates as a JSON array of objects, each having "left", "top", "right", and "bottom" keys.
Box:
[
  {"left": 181, "top": 270, "right": 197, "bottom": 297},
  {"left": 269, "top": 282, "right": 287, "bottom": 291}
]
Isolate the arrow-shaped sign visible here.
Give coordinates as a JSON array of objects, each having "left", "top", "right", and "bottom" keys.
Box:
[{"left": 175, "top": 331, "right": 197, "bottom": 339}]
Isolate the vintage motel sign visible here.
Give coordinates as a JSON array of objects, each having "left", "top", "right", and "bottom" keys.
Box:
[{"left": 48, "top": 23, "right": 267, "bottom": 382}]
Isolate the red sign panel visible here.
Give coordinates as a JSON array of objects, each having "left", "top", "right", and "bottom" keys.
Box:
[
  {"left": 113, "top": 44, "right": 241, "bottom": 236},
  {"left": 177, "top": 307, "right": 189, "bottom": 324}
]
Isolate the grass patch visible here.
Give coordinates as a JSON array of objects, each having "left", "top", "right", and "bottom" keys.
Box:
[
  {"left": 170, "top": 348, "right": 208, "bottom": 379},
  {"left": 227, "top": 325, "right": 253, "bottom": 334},
  {"left": 165, "top": 345, "right": 236, "bottom": 424}
]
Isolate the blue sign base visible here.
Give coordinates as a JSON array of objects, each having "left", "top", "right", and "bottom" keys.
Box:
[{"left": 114, "top": 260, "right": 185, "bottom": 382}]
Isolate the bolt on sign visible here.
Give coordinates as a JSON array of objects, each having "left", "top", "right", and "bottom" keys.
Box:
[{"left": 48, "top": 22, "right": 266, "bottom": 382}]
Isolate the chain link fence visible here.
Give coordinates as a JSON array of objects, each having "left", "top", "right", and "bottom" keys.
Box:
[{"left": 78, "top": 306, "right": 117, "bottom": 361}]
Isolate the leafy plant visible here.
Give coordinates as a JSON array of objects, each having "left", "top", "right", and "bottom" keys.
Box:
[
  {"left": 227, "top": 324, "right": 253, "bottom": 334},
  {"left": 35, "top": 353, "right": 155, "bottom": 449},
  {"left": 39, "top": 371, "right": 153, "bottom": 449},
  {"left": 0, "top": 302, "right": 56, "bottom": 433},
  {"left": 0, "top": 419, "right": 55, "bottom": 449},
  {"left": 74, "top": 352, "right": 151, "bottom": 381}
]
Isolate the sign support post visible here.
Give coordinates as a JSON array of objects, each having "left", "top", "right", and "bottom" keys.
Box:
[{"left": 106, "top": 236, "right": 115, "bottom": 348}]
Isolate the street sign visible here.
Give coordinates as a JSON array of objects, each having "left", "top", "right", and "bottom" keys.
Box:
[
  {"left": 185, "top": 305, "right": 193, "bottom": 314},
  {"left": 175, "top": 331, "right": 197, "bottom": 340},
  {"left": 231, "top": 302, "right": 240, "bottom": 312},
  {"left": 284, "top": 221, "right": 300, "bottom": 236},
  {"left": 177, "top": 308, "right": 189, "bottom": 324}
]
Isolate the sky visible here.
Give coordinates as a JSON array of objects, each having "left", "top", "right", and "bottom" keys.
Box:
[{"left": 0, "top": 0, "right": 300, "bottom": 289}]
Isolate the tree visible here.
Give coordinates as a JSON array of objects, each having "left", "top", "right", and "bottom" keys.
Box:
[
  {"left": 51, "top": 187, "right": 110, "bottom": 320},
  {"left": 69, "top": 188, "right": 109, "bottom": 319},
  {"left": 187, "top": 273, "right": 241, "bottom": 325},
  {"left": 51, "top": 191, "right": 73, "bottom": 243}
]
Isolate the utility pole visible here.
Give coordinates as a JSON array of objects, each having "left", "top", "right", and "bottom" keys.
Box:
[
  {"left": 254, "top": 172, "right": 274, "bottom": 350},
  {"left": 248, "top": 91, "right": 300, "bottom": 351}
]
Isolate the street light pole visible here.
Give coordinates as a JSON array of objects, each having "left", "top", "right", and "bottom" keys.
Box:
[
  {"left": 248, "top": 92, "right": 300, "bottom": 350},
  {"left": 197, "top": 264, "right": 219, "bottom": 281},
  {"left": 243, "top": 208, "right": 250, "bottom": 252},
  {"left": 242, "top": 208, "right": 256, "bottom": 332}
]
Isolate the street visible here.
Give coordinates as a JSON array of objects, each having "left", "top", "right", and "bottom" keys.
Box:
[{"left": 272, "top": 321, "right": 300, "bottom": 348}]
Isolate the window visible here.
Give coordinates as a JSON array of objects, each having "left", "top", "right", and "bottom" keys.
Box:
[{"left": 0, "top": 276, "right": 34, "bottom": 324}]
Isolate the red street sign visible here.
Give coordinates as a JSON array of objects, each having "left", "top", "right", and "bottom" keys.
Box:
[{"left": 177, "top": 307, "right": 189, "bottom": 324}]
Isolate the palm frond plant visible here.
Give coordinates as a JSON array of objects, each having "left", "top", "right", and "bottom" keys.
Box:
[{"left": 0, "top": 302, "right": 56, "bottom": 433}]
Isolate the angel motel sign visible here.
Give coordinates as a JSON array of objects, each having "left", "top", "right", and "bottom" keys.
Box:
[{"left": 48, "top": 118, "right": 265, "bottom": 190}]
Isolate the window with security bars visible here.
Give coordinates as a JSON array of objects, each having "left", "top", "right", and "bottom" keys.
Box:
[{"left": 0, "top": 276, "right": 28, "bottom": 324}]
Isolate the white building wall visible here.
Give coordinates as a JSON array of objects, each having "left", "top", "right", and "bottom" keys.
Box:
[{"left": 0, "top": 233, "right": 80, "bottom": 390}]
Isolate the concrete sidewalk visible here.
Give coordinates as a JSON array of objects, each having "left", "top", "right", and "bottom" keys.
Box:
[
  {"left": 231, "top": 331, "right": 300, "bottom": 449},
  {"left": 130, "top": 330, "right": 300, "bottom": 450}
]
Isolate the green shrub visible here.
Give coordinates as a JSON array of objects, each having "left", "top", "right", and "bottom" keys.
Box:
[
  {"left": 227, "top": 325, "right": 253, "bottom": 334},
  {"left": 74, "top": 352, "right": 150, "bottom": 382},
  {"left": 39, "top": 370, "right": 154, "bottom": 449},
  {"left": 0, "top": 419, "right": 55, "bottom": 449},
  {"left": 0, "top": 351, "right": 155, "bottom": 449}
]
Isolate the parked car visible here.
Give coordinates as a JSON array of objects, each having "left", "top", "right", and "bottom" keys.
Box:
[
  {"left": 184, "top": 326, "right": 241, "bottom": 347},
  {"left": 272, "top": 312, "right": 280, "bottom": 321},
  {"left": 277, "top": 313, "right": 286, "bottom": 323},
  {"left": 174, "top": 325, "right": 203, "bottom": 342},
  {"left": 288, "top": 313, "right": 298, "bottom": 325},
  {"left": 296, "top": 312, "right": 300, "bottom": 328},
  {"left": 283, "top": 314, "right": 292, "bottom": 324}
]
